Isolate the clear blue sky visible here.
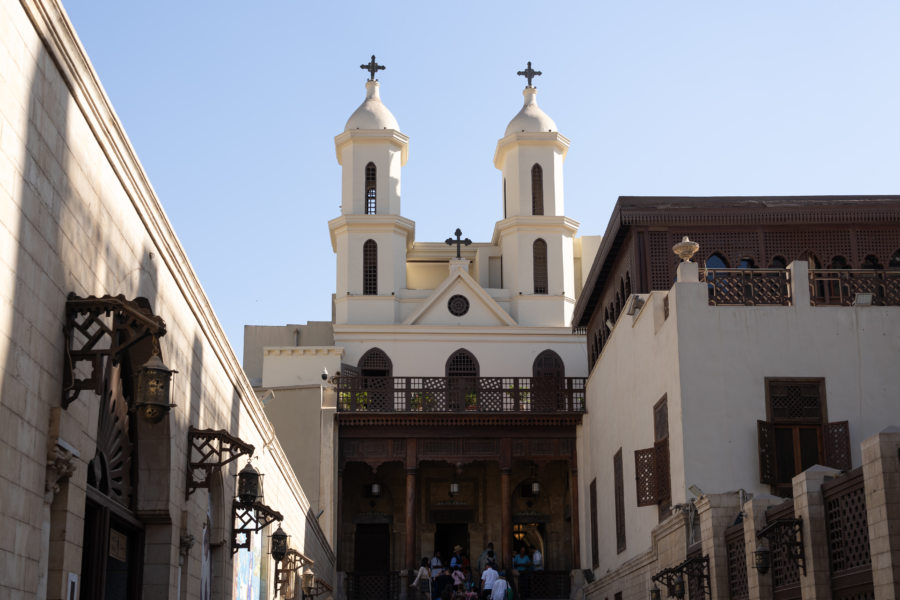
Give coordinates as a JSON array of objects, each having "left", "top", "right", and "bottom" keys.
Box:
[{"left": 64, "top": 1, "right": 900, "bottom": 359}]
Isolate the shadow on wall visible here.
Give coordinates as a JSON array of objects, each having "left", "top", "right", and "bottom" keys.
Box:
[{"left": 2, "top": 38, "right": 71, "bottom": 599}]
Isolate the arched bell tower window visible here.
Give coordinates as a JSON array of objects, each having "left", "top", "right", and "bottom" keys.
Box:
[
  {"left": 363, "top": 239, "right": 377, "bottom": 295},
  {"left": 531, "top": 164, "right": 544, "bottom": 215},
  {"left": 365, "top": 162, "right": 377, "bottom": 214},
  {"left": 358, "top": 348, "right": 392, "bottom": 378},
  {"left": 446, "top": 349, "right": 479, "bottom": 378},
  {"left": 533, "top": 239, "right": 548, "bottom": 294}
]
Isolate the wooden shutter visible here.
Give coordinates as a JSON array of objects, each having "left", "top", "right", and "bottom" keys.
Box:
[
  {"left": 614, "top": 450, "right": 625, "bottom": 553},
  {"left": 654, "top": 439, "right": 670, "bottom": 503},
  {"left": 823, "top": 421, "right": 852, "bottom": 471},
  {"left": 634, "top": 447, "right": 658, "bottom": 506},
  {"left": 757, "top": 420, "right": 776, "bottom": 484}
]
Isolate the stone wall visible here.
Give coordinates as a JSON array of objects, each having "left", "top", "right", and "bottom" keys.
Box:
[{"left": 0, "top": 0, "right": 334, "bottom": 598}]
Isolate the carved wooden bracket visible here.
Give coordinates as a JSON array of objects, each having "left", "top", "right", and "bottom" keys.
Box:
[
  {"left": 186, "top": 427, "right": 255, "bottom": 499},
  {"left": 231, "top": 500, "right": 284, "bottom": 554},
  {"left": 62, "top": 293, "right": 166, "bottom": 408}
]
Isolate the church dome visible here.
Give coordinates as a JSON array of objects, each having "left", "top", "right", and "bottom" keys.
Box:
[
  {"left": 504, "top": 87, "right": 557, "bottom": 136},
  {"left": 344, "top": 80, "right": 399, "bottom": 131}
]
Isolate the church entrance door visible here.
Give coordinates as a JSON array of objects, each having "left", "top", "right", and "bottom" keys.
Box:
[{"left": 434, "top": 523, "right": 469, "bottom": 563}]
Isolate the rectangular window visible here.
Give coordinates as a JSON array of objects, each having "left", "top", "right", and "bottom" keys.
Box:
[
  {"left": 590, "top": 478, "right": 599, "bottom": 567},
  {"left": 614, "top": 449, "right": 625, "bottom": 553},
  {"left": 654, "top": 396, "right": 671, "bottom": 521},
  {"left": 758, "top": 378, "right": 851, "bottom": 497}
]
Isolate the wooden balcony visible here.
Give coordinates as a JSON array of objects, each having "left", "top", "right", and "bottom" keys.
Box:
[{"left": 335, "top": 376, "right": 586, "bottom": 413}]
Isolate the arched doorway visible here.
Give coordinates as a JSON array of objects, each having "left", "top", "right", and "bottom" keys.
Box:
[
  {"left": 446, "top": 349, "right": 479, "bottom": 411},
  {"left": 532, "top": 350, "right": 564, "bottom": 411}
]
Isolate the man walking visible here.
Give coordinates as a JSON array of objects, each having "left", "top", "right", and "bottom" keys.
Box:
[{"left": 480, "top": 562, "right": 499, "bottom": 600}]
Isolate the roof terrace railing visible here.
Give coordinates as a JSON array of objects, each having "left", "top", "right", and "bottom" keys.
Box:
[
  {"left": 809, "top": 269, "right": 900, "bottom": 306},
  {"left": 701, "top": 268, "right": 792, "bottom": 306}
]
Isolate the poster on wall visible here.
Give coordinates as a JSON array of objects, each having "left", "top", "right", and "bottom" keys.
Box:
[{"left": 232, "top": 530, "right": 261, "bottom": 600}]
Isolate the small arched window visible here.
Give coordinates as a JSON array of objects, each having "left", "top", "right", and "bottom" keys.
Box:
[
  {"left": 890, "top": 250, "right": 900, "bottom": 268},
  {"left": 359, "top": 348, "right": 392, "bottom": 378},
  {"left": 533, "top": 239, "right": 548, "bottom": 294},
  {"left": 363, "top": 239, "right": 377, "bottom": 295},
  {"left": 768, "top": 256, "right": 787, "bottom": 268},
  {"left": 365, "top": 162, "right": 377, "bottom": 214},
  {"left": 829, "top": 256, "right": 850, "bottom": 269},
  {"left": 706, "top": 253, "right": 729, "bottom": 269},
  {"left": 861, "top": 255, "right": 883, "bottom": 269},
  {"left": 446, "top": 349, "right": 479, "bottom": 377},
  {"left": 531, "top": 164, "right": 544, "bottom": 215},
  {"left": 738, "top": 257, "right": 755, "bottom": 268}
]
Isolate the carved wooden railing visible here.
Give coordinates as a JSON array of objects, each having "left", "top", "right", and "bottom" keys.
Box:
[
  {"left": 335, "top": 376, "right": 586, "bottom": 413},
  {"left": 345, "top": 571, "right": 400, "bottom": 600},
  {"left": 520, "top": 570, "right": 572, "bottom": 599},
  {"left": 822, "top": 468, "right": 873, "bottom": 599},
  {"left": 702, "top": 268, "right": 792, "bottom": 306},
  {"left": 809, "top": 269, "right": 900, "bottom": 306}
]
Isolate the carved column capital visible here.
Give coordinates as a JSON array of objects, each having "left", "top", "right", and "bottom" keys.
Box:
[{"left": 45, "top": 439, "right": 78, "bottom": 503}]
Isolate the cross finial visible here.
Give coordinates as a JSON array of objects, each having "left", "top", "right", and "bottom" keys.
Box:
[
  {"left": 445, "top": 228, "right": 472, "bottom": 259},
  {"left": 517, "top": 61, "right": 542, "bottom": 87},
  {"left": 360, "top": 55, "right": 385, "bottom": 81}
]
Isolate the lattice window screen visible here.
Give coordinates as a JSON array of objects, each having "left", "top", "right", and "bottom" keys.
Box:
[
  {"left": 824, "top": 421, "right": 852, "bottom": 471},
  {"left": 634, "top": 447, "right": 658, "bottom": 507},
  {"left": 533, "top": 239, "right": 548, "bottom": 294},
  {"left": 363, "top": 240, "right": 377, "bottom": 295},
  {"left": 757, "top": 420, "right": 776, "bottom": 485}
]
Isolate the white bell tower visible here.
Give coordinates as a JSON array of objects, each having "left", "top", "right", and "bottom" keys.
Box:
[
  {"left": 329, "top": 58, "right": 413, "bottom": 325},
  {"left": 493, "top": 63, "right": 578, "bottom": 326}
]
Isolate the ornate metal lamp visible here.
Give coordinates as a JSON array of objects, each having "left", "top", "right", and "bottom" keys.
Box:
[
  {"left": 134, "top": 340, "right": 177, "bottom": 424},
  {"left": 237, "top": 461, "right": 261, "bottom": 504},
  {"left": 369, "top": 482, "right": 382, "bottom": 497},
  {"left": 531, "top": 480, "right": 541, "bottom": 495},
  {"left": 302, "top": 570, "right": 316, "bottom": 597},
  {"left": 649, "top": 585, "right": 661, "bottom": 600},
  {"left": 753, "top": 545, "right": 771, "bottom": 574},
  {"left": 270, "top": 525, "right": 289, "bottom": 562},
  {"left": 449, "top": 482, "right": 460, "bottom": 497}
]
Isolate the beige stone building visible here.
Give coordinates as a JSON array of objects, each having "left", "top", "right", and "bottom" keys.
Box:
[{"left": 0, "top": 1, "right": 334, "bottom": 598}]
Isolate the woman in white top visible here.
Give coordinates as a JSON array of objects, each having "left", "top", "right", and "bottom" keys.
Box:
[{"left": 411, "top": 557, "right": 432, "bottom": 600}]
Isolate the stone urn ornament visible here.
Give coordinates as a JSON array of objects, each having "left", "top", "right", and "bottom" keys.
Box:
[{"left": 673, "top": 236, "right": 700, "bottom": 262}]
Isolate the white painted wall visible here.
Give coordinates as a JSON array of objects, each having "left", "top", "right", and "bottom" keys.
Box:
[{"left": 578, "top": 260, "right": 900, "bottom": 577}]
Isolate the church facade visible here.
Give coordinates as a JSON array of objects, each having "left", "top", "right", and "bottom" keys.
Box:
[{"left": 245, "top": 62, "right": 601, "bottom": 599}]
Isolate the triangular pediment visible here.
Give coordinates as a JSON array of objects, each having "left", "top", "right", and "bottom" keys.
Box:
[{"left": 403, "top": 268, "right": 516, "bottom": 327}]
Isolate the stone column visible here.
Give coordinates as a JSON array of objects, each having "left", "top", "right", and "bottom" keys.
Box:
[
  {"left": 743, "top": 494, "right": 784, "bottom": 600},
  {"left": 792, "top": 465, "right": 841, "bottom": 600},
  {"left": 405, "top": 469, "right": 417, "bottom": 570},
  {"left": 569, "top": 460, "right": 580, "bottom": 569},
  {"left": 696, "top": 492, "right": 742, "bottom": 599},
  {"left": 861, "top": 427, "right": 900, "bottom": 600},
  {"left": 501, "top": 469, "right": 512, "bottom": 571}
]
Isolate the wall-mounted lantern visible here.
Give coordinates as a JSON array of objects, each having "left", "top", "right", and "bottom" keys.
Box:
[
  {"left": 531, "top": 480, "right": 541, "bottom": 496},
  {"left": 270, "top": 525, "right": 289, "bottom": 562},
  {"left": 753, "top": 544, "right": 771, "bottom": 574},
  {"left": 302, "top": 570, "right": 316, "bottom": 597},
  {"left": 368, "top": 482, "right": 382, "bottom": 498},
  {"left": 449, "top": 482, "right": 460, "bottom": 497},
  {"left": 133, "top": 340, "right": 177, "bottom": 424},
  {"left": 649, "top": 584, "right": 661, "bottom": 600},
  {"left": 237, "top": 462, "right": 261, "bottom": 504}
]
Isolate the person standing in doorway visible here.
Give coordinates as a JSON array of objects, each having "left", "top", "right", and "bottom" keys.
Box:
[
  {"left": 530, "top": 545, "right": 543, "bottom": 571},
  {"left": 490, "top": 571, "right": 509, "bottom": 600},
  {"left": 431, "top": 551, "right": 445, "bottom": 579}
]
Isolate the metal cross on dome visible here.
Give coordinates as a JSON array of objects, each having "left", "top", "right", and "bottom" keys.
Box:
[
  {"left": 517, "top": 61, "right": 542, "bottom": 87},
  {"left": 445, "top": 228, "right": 472, "bottom": 259},
  {"left": 360, "top": 55, "right": 385, "bottom": 81}
]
